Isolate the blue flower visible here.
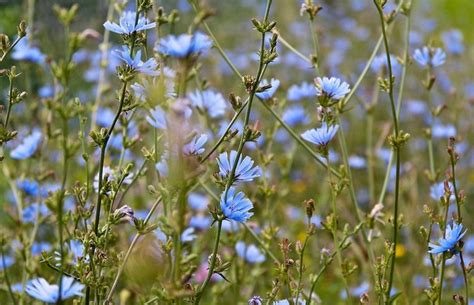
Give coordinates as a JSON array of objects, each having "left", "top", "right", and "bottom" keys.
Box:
[
  {"left": 314, "top": 77, "right": 351, "bottom": 101},
  {"left": 220, "top": 187, "right": 254, "bottom": 222},
  {"left": 248, "top": 296, "right": 263, "bottom": 305},
  {"left": 17, "top": 179, "right": 40, "bottom": 197},
  {"left": 10, "top": 130, "right": 42, "bottom": 159},
  {"left": 96, "top": 107, "right": 115, "bottom": 127},
  {"left": 0, "top": 253, "right": 14, "bottom": 270},
  {"left": 413, "top": 47, "right": 446, "bottom": 68},
  {"left": 256, "top": 78, "right": 280, "bottom": 100},
  {"left": 183, "top": 134, "right": 208, "bottom": 155},
  {"left": 282, "top": 105, "right": 310, "bottom": 127},
  {"left": 301, "top": 123, "right": 339, "bottom": 147},
  {"left": 114, "top": 46, "right": 159, "bottom": 76},
  {"left": 442, "top": 29, "right": 464, "bottom": 55},
  {"left": 103, "top": 11, "right": 156, "bottom": 35},
  {"left": 25, "top": 276, "right": 84, "bottom": 303},
  {"left": 190, "top": 215, "right": 212, "bottom": 229},
  {"left": 217, "top": 150, "right": 262, "bottom": 184},
  {"left": 371, "top": 54, "right": 401, "bottom": 75},
  {"left": 181, "top": 227, "right": 197, "bottom": 242},
  {"left": 430, "top": 182, "right": 454, "bottom": 201},
  {"left": 235, "top": 241, "right": 265, "bottom": 263},
  {"left": 432, "top": 123, "right": 456, "bottom": 138},
  {"left": 287, "top": 82, "right": 317, "bottom": 101},
  {"left": 188, "top": 192, "right": 209, "bottom": 210},
  {"left": 146, "top": 106, "right": 167, "bottom": 129},
  {"left": 156, "top": 32, "right": 212, "bottom": 58},
  {"left": 188, "top": 89, "right": 227, "bottom": 118},
  {"left": 69, "top": 240, "right": 84, "bottom": 263},
  {"left": 12, "top": 37, "right": 45, "bottom": 63},
  {"left": 429, "top": 222, "right": 466, "bottom": 255},
  {"left": 22, "top": 203, "right": 49, "bottom": 223}
]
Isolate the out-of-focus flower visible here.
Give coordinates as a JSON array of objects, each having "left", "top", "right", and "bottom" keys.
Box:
[
  {"left": 432, "top": 123, "right": 456, "bottom": 138},
  {"left": 115, "top": 46, "right": 159, "bottom": 76},
  {"left": 301, "top": 123, "right": 339, "bottom": 147},
  {"left": 156, "top": 32, "right": 212, "bottom": 58},
  {"left": 430, "top": 182, "right": 454, "bottom": 201},
  {"left": 12, "top": 37, "right": 45, "bottom": 63},
  {"left": 0, "top": 254, "right": 14, "bottom": 270},
  {"left": 25, "top": 277, "right": 84, "bottom": 303},
  {"left": 17, "top": 179, "right": 40, "bottom": 197},
  {"left": 188, "top": 89, "right": 227, "bottom": 118},
  {"left": 146, "top": 106, "right": 167, "bottom": 129},
  {"left": 217, "top": 151, "right": 262, "bottom": 184},
  {"left": 256, "top": 78, "right": 280, "bottom": 100},
  {"left": 282, "top": 105, "right": 310, "bottom": 127},
  {"left": 441, "top": 29, "right": 464, "bottom": 55},
  {"left": 188, "top": 193, "right": 209, "bottom": 210},
  {"left": 413, "top": 47, "right": 446, "bottom": 68},
  {"left": 287, "top": 82, "right": 317, "bottom": 101},
  {"left": 10, "top": 130, "right": 42, "bottom": 160},
  {"left": 235, "top": 241, "right": 265, "bottom": 263},
  {"left": 348, "top": 155, "right": 366, "bottom": 169},
  {"left": 22, "top": 203, "right": 49, "bottom": 223},
  {"left": 103, "top": 11, "right": 156, "bottom": 35},
  {"left": 314, "top": 77, "right": 350, "bottom": 101},
  {"left": 248, "top": 295, "right": 263, "bottom": 305},
  {"left": 181, "top": 227, "right": 197, "bottom": 242},
  {"left": 220, "top": 187, "right": 253, "bottom": 222},
  {"left": 183, "top": 134, "right": 208, "bottom": 155},
  {"left": 371, "top": 54, "right": 401, "bottom": 75},
  {"left": 429, "top": 222, "right": 466, "bottom": 255}
]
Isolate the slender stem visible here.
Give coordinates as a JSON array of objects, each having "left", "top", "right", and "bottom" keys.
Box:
[
  {"left": 200, "top": 99, "right": 249, "bottom": 164},
  {"left": 4, "top": 77, "right": 14, "bottom": 129},
  {"left": 91, "top": 0, "right": 115, "bottom": 131},
  {"left": 295, "top": 235, "right": 310, "bottom": 305},
  {"left": 273, "top": 29, "right": 312, "bottom": 65},
  {"left": 326, "top": 157, "right": 351, "bottom": 302},
  {"left": 459, "top": 252, "right": 470, "bottom": 303},
  {"left": 372, "top": 2, "right": 402, "bottom": 302},
  {"left": 193, "top": 218, "right": 223, "bottom": 304},
  {"left": 2, "top": 248, "right": 18, "bottom": 305},
  {"left": 0, "top": 36, "right": 24, "bottom": 62},
  {"left": 104, "top": 196, "right": 162, "bottom": 302}
]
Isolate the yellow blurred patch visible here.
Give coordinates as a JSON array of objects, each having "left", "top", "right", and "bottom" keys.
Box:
[
  {"left": 291, "top": 181, "right": 307, "bottom": 193},
  {"left": 395, "top": 244, "right": 406, "bottom": 257}
]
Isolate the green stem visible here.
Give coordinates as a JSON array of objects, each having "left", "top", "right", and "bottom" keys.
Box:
[
  {"left": 193, "top": 218, "right": 223, "bottom": 304},
  {"left": 372, "top": 2, "right": 402, "bottom": 302},
  {"left": 1, "top": 247, "right": 18, "bottom": 305},
  {"left": 104, "top": 195, "right": 162, "bottom": 302}
]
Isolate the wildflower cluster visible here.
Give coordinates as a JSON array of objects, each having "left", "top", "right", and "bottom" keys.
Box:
[{"left": 0, "top": 1, "right": 472, "bottom": 305}]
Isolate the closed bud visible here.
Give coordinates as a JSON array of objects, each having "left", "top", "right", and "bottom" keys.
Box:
[
  {"left": 229, "top": 93, "right": 242, "bottom": 110},
  {"left": 17, "top": 20, "right": 27, "bottom": 37}
]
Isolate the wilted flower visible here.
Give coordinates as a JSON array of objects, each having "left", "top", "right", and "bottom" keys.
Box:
[
  {"left": 413, "top": 47, "right": 446, "bottom": 68},
  {"left": 429, "top": 222, "right": 466, "bottom": 255},
  {"left": 10, "top": 130, "right": 42, "bottom": 160},
  {"left": 113, "top": 205, "right": 135, "bottom": 222},
  {"left": 220, "top": 187, "right": 254, "bottom": 222},
  {"left": 156, "top": 32, "right": 212, "bottom": 58},
  {"left": 217, "top": 150, "right": 262, "bottom": 184},
  {"left": 255, "top": 78, "right": 280, "bottom": 100},
  {"left": 103, "top": 11, "right": 156, "bottom": 35},
  {"left": 25, "top": 277, "right": 84, "bottom": 303},
  {"left": 115, "top": 46, "right": 159, "bottom": 76}
]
